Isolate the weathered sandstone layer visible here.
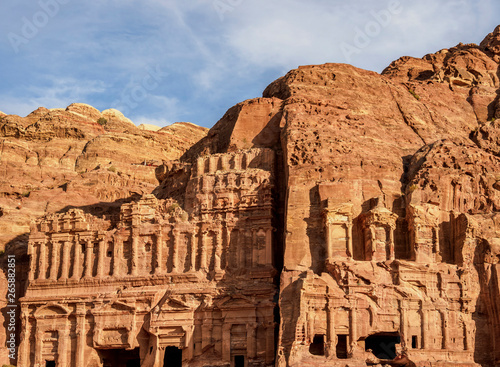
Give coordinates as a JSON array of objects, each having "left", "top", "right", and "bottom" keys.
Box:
[{"left": 4, "top": 24, "right": 500, "bottom": 367}]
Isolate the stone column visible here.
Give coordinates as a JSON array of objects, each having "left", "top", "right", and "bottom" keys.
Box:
[
  {"left": 155, "top": 230, "right": 163, "bottom": 274},
  {"left": 57, "top": 325, "right": 70, "bottom": 367},
  {"left": 190, "top": 232, "right": 197, "bottom": 271},
  {"left": 223, "top": 225, "right": 231, "bottom": 270},
  {"left": 75, "top": 303, "right": 86, "bottom": 366},
  {"left": 71, "top": 241, "right": 82, "bottom": 280},
  {"left": 131, "top": 229, "right": 139, "bottom": 276},
  {"left": 60, "top": 241, "right": 71, "bottom": 280},
  {"left": 247, "top": 323, "right": 257, "bottom": 359},
  {"left": 349, "top": 306, "right": 357, "bottom": 348},
  {"left": 39, "top": 242, "right": 47, "bottom": 280},
  {"left": 28, "top": 242, "right": 36, "bottom": 281},
  {"left": 200, "top": 230, "right": 208, "bottom": 271},
  {"left": 222, "top": 323, "right": 231, "bottom": 363},
  {"left": 34, "top": 329, "right": 44, "bottom": 366},
  {"left": 400, "top": 300, "right": 409, "bottom": 349},
  {"left": 185, "top": 325, "right": 195, "bottom": 361},
  {"left": 196, "top": 157, "right": 204, "bottom": 176},
  {"left": 84, "top": 240, "right": 93, "bottom": 278},
  {"left": 266, "top": 228, "right": 273, "bottom": 265},
  {"left": 172, "top": 230, "right": 179, "bottom": 272},
  {"left": 307, "top": 306, "right": 314, "bottom": 343},
  {"left": 214, "top": 229, "right": 222, "bottom": 271},
  {"left": 96, "top": 239, "right": 105, "bottom": 278},
  {"left": 326, "top": 305, "right": 336, "bottom": 357},
  {"left": 112, "top": 237, "right": 122, "bottom": 277},
  {"left": 388, "top": 227, "right": 395, "bottom": 261},
  {"left": 265, "top": 323, "right": 275, "bottom": 364},
  {"left": 421, "top": 307, "right": 429, "bottom": 350},
  {"left": 17, "top": 305, "right": 30, "bottom": 367},
  {"left": 347, "top": 223, "right": 353, "bottom": 258},
  {"left": 202, "top": 323, "right": 213, "bottom": 351},
  {"left": 442, "top": 311, "right": 449, "bottom": 349},
  {"left": 251, "top": 229, "right": 258, "bottom": 268},
  {"left": 49, "top": 241, "right": 60, "bottom": 281}
]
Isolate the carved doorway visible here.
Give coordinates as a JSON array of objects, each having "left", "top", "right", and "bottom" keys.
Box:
[
  {"left": 45, "top": 362, "right": 55, "bottom": 367},
  {"left": 163, "top": 346, "right": 182, "bottom": 367},
  {"left": 364, "top": 332, "right": 400, "bottom": 359},
  {"left": 234, "top": 355, "right": 245, "bottom": 367}
]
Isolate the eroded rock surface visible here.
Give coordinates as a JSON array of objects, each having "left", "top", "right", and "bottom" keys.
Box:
[
  {"left": 0, "top": 105, "right": 207, "bottom": 247},
  {"left": 7, "top": 25, "right": 500, "bottom": 367}
]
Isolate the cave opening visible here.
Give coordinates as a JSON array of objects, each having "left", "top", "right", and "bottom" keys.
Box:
[
  {"left": 163, "top": 346, "right": 183, "bottom": 367},
  {"left": 309, "top": 334, "right": 325, "bottom": 355},
  {"left": 364, "top": 332, "right": 401, "bottom": 359}
]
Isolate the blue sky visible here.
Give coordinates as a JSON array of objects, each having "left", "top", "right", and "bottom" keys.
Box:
[{"left": 0, "top": 0, "right": 499, "bottom": 128}]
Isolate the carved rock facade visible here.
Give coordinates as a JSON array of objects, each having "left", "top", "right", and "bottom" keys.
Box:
[
  {"left": 20, "top": 149, "right": 277, "bottom": 367},
  {"left": 16, "top": 25, "right": 500, "bottom": 367}
]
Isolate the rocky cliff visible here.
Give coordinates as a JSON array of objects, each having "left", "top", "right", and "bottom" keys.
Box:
[
  {"left": 3, "top": 25, "right": 500, "bottom": 367},
  {"left": 0, "top": 104, "right": 207, "bottom": 248}
]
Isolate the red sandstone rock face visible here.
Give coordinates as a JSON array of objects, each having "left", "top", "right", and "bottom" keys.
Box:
[
  {"left": 4, "top": 25, "right": 500, "bottom": 367},
  {"left": 0, "top": 105, "right": 207, "bottom": 248}
]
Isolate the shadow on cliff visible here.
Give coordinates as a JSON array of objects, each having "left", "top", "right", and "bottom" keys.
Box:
[
  {"left": 473, "top": 239, "right": 499, "bottom": 365},
  {"left": 0, "top": 233, "right": 29, "bottom": 366}
]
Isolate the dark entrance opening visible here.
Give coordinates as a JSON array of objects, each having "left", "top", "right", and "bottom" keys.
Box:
[
  {"left": 99, "top": 348, "right": 141, "bottom": 367},
  {"left": 364, "top": 333, "right": 401, "bottom": 360},
  {"left": 45, "top": 362, "right": 56, "bottom": 367},
  {"left": 126, "top": 359, "right": 141, "bottom": 367},
  {"left": 336, "top": 335, "right": 348, "bottom": 359},
  {"left": 234, "top": 355, "right": 245, "bottom": 367},
  {"left": 309, "top": 334, "right": 325, "bottom": 355},
  {"left": 164, "top": 346, "right": 182, "bottom": 367}
]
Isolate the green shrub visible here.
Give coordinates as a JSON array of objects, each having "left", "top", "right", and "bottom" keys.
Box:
[
  {"left": 107, "top": 166, "right": 117, "bottom": 173},
  {"left": 97, "top": 117, "right": 108, "bottom": 126}
]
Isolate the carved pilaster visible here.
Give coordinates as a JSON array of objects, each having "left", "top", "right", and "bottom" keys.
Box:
[
  {"left": 200, "top": 230, "right": 208, "bottom": 271},
  {"left": 326, "top": 304, "right": 336, "bottom": 357},
  {"left": 172, "top": 230, "right": 179, "bottom": 272},
  {"left": 17, "top": 304, "right": 30, "bottom": 367},
  {"left": 155, "top": 230, "right": 164, "bottom": 274},
  {"left": 39, "top": 242, "right": 47, "bottom": 280},
  {"left": 222, "top": 324, "right": 231, "bottom": 362},
  {"left": 84, "top": 239, "right": 93, "bottom": 278},
  {"left": 71, "top": 241, "right": 82, "bottom": 280},
  {"left": 28, "top": 241, "right": 36, "bottom": 281},
  {"left": 97, "top": 239, "right": 105, "bottom": 278},
  {"left": 49, "top": 241, "right": 60, "bottom": 281},
  {"left": 266, "top": 323, "right": 275, "bottom": 364},
  {"left": 60, "top": 241, "right": 71, "bottom": 280},
  {"left": 131, "top": 228, "right": 139, "bottom": 276},
  {"left": 247, "top": 323, "right": 257, "bottom": 359},
  {"left": 75, "top": 303, "right": 86, "bottom": 366},
  {"left": 112, "top": 237, "right": 122, "bottom": 277},
  {"left": 214, "top": 228, "right": 222, "bottom": 271},
  {"left": 34, "top": 329, "right": 43, "bottom": 366},
  {"left": 57, "top": 324, "right": 70, "bottom": 367},
  {"left": 190, "top": 232, "right": 196, "bottom": 271}
]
